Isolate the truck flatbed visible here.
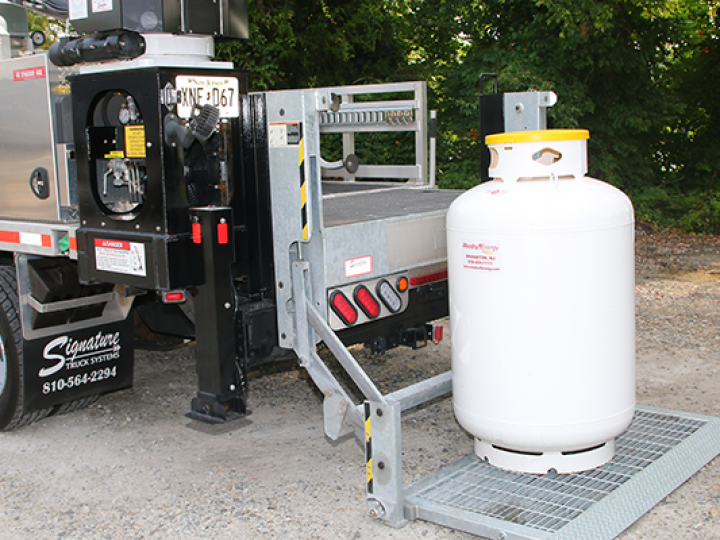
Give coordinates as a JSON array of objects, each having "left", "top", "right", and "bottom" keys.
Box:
[{"left": 322, "top": 182, "right": 461, "bottom": 228}]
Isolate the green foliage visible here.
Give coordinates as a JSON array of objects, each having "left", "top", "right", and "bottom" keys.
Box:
[
  {"left": 322, "top": 131, "right": 416, "bottom": 167},
  {"left": 394, "top": 0, "right": 720, "bottom": 233},
  {"left": 215, "top": 0, "right": 412, "bottom": 91},
  {"left": 26, "top": 12, "right": 67, "bottom": 48},
  {"left": 407, "top": 0, "right": 680, "bottom": 186},
  {"left": 632, "top": 186, "right": 720, "bottom": 234},
  {"left": 662, "top": 1, "right": 720, "bottom": 194},
  {"left": 213, "top": 0, "right": 719, "bottom": 232}
]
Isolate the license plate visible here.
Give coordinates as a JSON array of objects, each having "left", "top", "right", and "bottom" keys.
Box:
[{"left": 175, "top": 75, "right": 239, "bottom": 118}]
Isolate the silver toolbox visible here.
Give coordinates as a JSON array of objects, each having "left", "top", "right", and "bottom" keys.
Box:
[{"left": 0, "top": 53, "right": 75, "bottom": 222}]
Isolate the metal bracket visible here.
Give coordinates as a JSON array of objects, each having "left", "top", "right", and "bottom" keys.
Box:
[
  {"left": 365, "top": 400, "right": 406, "bottom": 527},
  {"left": 323, "top": 391, "right": 355, "bottom": 440},
  {"left": 315, "top": 89, "right": 333, "bottom": 112},
  {"left": 288, "top": 254, "right": 453, "bottom": 528},
  {"left": 26, "top": 291, "right": 114, "bottom": 313},
  {"left": 16, "top": 254, "right": 134, "bottom": 341},
  {"left": 289, "top": 255, "right": 453, "bottom": 524},
  {"left": 503, "top": 91, "right": 558, "bottom": 132},
  {"left": 291, "top": 259, "right": 368, "bottom": 440},
  {"left": 319, "top": 81, "right": 429, "bottom": 185}
]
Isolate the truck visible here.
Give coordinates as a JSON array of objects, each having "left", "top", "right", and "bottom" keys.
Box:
[
  {"left": 3, "top": 1, "right": 718, "bottom": 538},
  {"left": 0, "top": 0, "right": 465, "bottom": 434}
]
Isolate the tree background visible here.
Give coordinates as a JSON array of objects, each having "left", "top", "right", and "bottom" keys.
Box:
[{"left": 30, "top": 0, "right": 720, "bottom": 232}]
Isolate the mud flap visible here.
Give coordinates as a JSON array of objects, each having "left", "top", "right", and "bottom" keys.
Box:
[{"left": 21, "top": 317, "right": 134, "bottom": 413}]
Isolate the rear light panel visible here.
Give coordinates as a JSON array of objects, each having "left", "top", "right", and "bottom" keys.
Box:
[{"left": 327, "top": 273, "right": 409, "bottom": 330}]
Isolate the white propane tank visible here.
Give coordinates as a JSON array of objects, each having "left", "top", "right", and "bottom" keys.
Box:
[{"left": 447, "top": 129, "right": 635, "bottom": 474}]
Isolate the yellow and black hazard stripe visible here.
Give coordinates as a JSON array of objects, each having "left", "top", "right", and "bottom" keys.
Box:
[
  {"left": 298, "top": 131, "right": 309, "bottom": 240},
  {"left": 365, "top": 402, "right": 373, "bottom": 494}
]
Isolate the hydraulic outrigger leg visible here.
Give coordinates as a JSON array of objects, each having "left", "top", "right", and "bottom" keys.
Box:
[{"left": 187, "top": 207, "right": 247, "bottom": 423}]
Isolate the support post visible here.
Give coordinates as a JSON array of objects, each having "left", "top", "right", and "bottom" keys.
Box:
[
  {"left": 365, "top": 400, "right": 406, "bottom": 527},
  {"left": 187, "top": 206, "right": 246, "bottom": 423}
]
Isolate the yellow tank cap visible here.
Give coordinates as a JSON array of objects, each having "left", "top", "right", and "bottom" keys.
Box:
[{"left": 486, "top": 129, "right": 589, "bottom": 145}]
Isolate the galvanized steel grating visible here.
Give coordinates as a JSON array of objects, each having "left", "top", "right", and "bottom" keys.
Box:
[{"left": 404, "top": 407, "right": 720, "bottom": 539}]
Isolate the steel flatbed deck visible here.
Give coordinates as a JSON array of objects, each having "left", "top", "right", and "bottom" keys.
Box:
[{"left": 322, "top": 182, "right": 461, "bottom": 228}]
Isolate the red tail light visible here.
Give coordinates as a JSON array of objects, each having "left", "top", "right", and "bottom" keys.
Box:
[
  {"left": 217, "top": 221, "right": 229, "bottom": 244},
  {"left": 330, "top": 291, "right": 357, "bottom": 325},
  {"left": 409, "top": 270, "right": 448, "bottom": 287},
  {"left": 162, "top": 290, "right": 186, "bottom": 304},
  {"left": 354, "top": 285, "right": 380, "bottom": 319},
  {"left": 191, "top": 222, "right": 202, "bottom": 244}
]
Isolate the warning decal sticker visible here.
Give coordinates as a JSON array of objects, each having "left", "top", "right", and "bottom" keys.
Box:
[
  {"left": 269, "top": 122, "right": 302, "bottom": 147},
  {"left": 344, "top": 255, "right": 373, "bottom": 279},
  {"left": 124, "top": 125, "right": 146, "bottom": 158},
  {"left": 92, "top": 0, "right": 112, "bottom": 13},
  {"left": 94, "top": 239, "right": 146, "bottom": 277},
  {"left": 462, "top": 240, "right": 501, "bottom": 272},
  {"left": 13, "top": 67, "right": 46, "bottom": 81}
]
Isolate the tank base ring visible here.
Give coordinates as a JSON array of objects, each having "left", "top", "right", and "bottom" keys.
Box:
[{"left": 475, "top": 437, "right": 615, "bottom": 475}]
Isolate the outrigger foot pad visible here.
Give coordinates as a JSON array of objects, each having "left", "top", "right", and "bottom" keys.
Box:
[{"left": 186, "top": 396, "right": 248, "bottom": 424}]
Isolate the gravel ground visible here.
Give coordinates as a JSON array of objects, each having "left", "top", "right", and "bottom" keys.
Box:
[{"left": 0, "top": 228, "right": 719, "bottom": 539}]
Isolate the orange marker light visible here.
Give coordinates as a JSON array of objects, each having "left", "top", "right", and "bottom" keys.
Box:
[{"left": 396, "top": 276, "right": 409, "bottom": 292}]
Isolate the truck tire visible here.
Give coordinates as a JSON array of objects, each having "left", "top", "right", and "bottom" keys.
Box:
[
  {"left": 53, "top": 395, "right": 99, "bottom": 416},
  {"left": 0, "top": 267, "right": 54, "bottom": 431}
]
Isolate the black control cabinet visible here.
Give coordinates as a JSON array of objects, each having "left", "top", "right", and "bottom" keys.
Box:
[{"left": 72, "top": 67, "right": 249, "bottom": 291}]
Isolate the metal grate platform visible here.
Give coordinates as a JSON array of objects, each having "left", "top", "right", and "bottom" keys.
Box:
[{"left": 405, "top": 406, "right": 720, "bottom": 539}]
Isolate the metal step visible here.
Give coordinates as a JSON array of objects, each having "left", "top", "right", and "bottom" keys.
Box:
[{"left": 404, "top": 406, "right": 720, "bottom": 539}]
